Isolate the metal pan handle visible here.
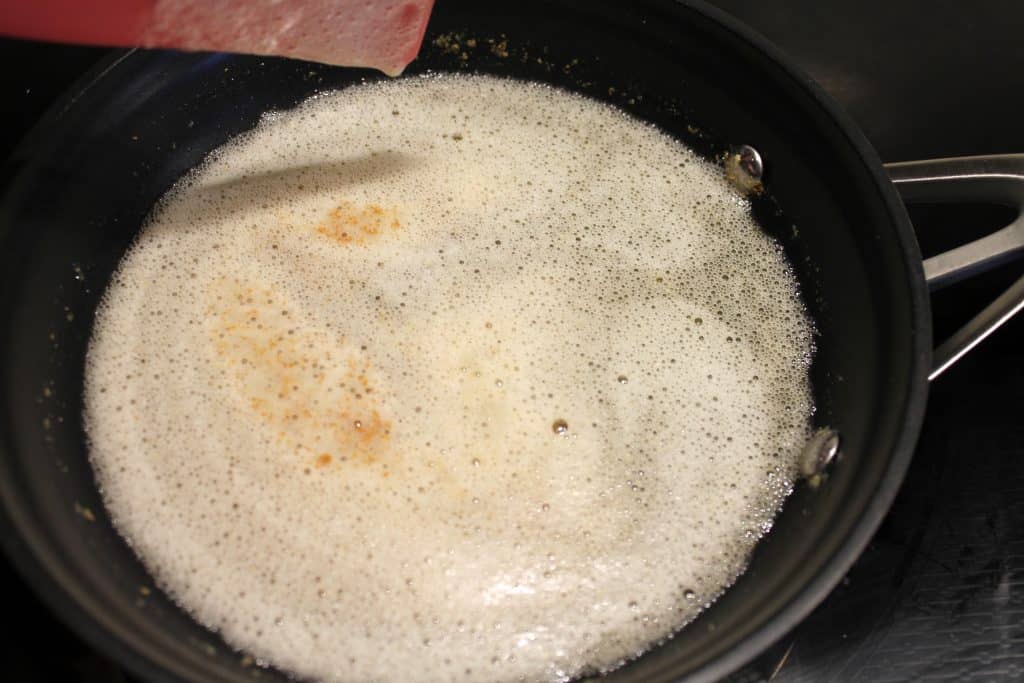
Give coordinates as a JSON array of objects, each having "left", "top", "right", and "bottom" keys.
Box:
[{"left": 885, "top": 154, "right": 1024, "bottom": 380}]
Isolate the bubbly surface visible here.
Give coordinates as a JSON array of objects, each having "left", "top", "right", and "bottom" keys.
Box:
[{"left": 84, "top": 74, "right": 814, "bottom": 683}]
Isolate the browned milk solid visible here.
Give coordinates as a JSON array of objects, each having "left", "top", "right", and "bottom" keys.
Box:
[{"left": 84, "top": 75, "right": 815, "bottom": 683}]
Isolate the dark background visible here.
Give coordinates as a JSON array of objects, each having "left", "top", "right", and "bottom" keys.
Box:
[{"left": 1, "top": 1, "right": 1022, "bottom": 681}]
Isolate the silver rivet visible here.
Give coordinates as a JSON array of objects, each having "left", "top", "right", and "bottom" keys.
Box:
[
  {"left": 724, "top": 144, "right": 764, "bottom": 195},
  {"left": 800, "top": 427, "right": 840, "bottom": 482}
]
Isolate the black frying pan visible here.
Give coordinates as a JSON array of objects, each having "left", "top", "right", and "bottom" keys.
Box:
[{"left": 2, "top": 1, "right": 1022, "bottom": 682}]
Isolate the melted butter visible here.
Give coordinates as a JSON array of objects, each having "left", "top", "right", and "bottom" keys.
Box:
[{"left": 84, "top": 74, "right": 815, "bottom": 683}]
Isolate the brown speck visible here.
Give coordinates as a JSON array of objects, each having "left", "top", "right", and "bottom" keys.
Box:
[
  {"left": 74, "top": 502, "right": 96, "bottom": 522},
  {"left": 316, "top": 201, "right": 401, "bottom": 246},
  {"left": 552, "top": 419, "right": 569, "bottom": 435}
]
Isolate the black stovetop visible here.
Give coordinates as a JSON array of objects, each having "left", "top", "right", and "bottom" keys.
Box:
[{"left": 2, "top": 2, "right": 1022, "bottom": 681}]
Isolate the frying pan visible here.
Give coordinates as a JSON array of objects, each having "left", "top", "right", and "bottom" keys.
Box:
[{"left": 1, "top": 1, "right": 1022, "bottom": 681}]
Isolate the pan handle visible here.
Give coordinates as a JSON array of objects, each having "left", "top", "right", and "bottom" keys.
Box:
[{"left": 885, "top": 154, "right": 1024, "bottom": 380}]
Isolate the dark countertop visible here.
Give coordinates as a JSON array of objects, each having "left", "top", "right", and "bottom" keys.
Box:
[{"left": 2, "top": 2, "right": 1022, "bottom": 681}]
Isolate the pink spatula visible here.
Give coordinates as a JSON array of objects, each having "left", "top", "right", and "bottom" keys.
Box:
[{"left": 1, "top": 0, "right": 435, "bottom": 76}]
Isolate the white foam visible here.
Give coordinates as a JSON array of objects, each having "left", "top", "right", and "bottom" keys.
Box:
[{"left": 84, "top": 74, "right": 815, "bottom": 683}]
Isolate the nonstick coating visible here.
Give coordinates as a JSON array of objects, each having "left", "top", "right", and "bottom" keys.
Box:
[{"left": 0, "top": 1, "right": 930, "bottom": 681}]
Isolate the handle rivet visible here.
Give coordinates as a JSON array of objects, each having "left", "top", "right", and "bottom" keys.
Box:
[
  {"left": 800, "top": 427, "right": 840, "bottom": 488},
  {"left": 725, "top": 144, "right": 764, "bottom": 195}
]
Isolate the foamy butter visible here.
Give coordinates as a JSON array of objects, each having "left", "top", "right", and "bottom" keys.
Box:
[{"left": 84, "top": 75, "right": 814, "bottom": 682}]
